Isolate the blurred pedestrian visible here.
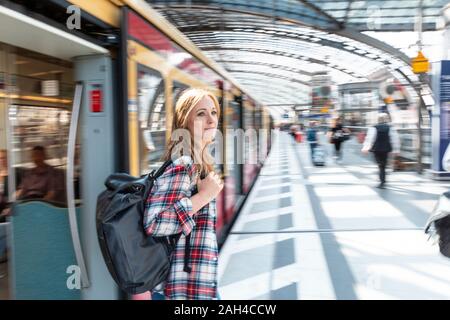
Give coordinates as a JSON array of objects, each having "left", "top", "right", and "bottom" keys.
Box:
[
  {"left": 327, "top": 117, "right": 350, "bottom": 164},
  {"left": 361, "top": 113, "right": 400, "bottom": 189},
  {"left": 289, "top": 125, "right": 296, "bottom": 143},
  {"left": 306, "top": 121, "right": 318, "bottom": 161}
]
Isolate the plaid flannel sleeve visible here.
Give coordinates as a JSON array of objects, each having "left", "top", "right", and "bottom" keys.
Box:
[{"left": 144, "top": 165, "right": 195, "bottom": 237}]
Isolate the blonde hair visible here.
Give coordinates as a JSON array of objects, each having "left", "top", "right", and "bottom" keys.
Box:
[{"left": 163, "top": 88, "right": 221, "bottom": 177}]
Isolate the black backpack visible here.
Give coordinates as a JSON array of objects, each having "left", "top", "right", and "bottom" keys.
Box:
[{"left": 96, "top": 160, "right": 191, "bottom": 295}]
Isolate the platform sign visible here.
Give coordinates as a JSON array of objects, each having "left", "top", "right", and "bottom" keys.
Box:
[{"left": 412, "top": 51, "right": 429, "bottom": 74}]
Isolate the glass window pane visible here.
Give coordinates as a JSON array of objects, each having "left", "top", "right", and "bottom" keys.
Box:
[{"left": 138, "top": 68, "right": 166, "bottom": 174}]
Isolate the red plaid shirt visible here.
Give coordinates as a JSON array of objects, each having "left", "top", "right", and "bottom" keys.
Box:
[{"left": 143, "top": 156, "right": 218, "bottom": 300}]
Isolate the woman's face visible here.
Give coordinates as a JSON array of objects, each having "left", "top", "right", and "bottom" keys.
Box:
[{"left": 187, "top": 96, "right": 218, "bottom": 145}]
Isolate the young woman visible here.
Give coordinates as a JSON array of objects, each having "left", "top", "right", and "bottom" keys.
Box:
[{"left": 139, "top": 88, "right": 223, "bottom": 300}]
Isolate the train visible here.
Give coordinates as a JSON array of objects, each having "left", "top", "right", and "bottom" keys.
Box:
[{"left": 0, "top": 0, "right": 273, "bottom": 299}]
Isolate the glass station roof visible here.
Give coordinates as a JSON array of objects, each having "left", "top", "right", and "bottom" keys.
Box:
[
  {"left": 148, "top": 0, "right": 447, "bottom": 32},
  {"left": 147, "top": 0, "right": 444, "bottom": 117}
]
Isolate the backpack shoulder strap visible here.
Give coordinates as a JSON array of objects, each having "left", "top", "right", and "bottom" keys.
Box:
[
  {"left": 183, "top": 187, "right": 198, "bottom": 274},
  {"left": 184, "top": 233, "right": 192, "bottom": 273},
  {"left": 153, "top": 159, "right": 173, "bottom": 179},
  {"left": 151, "top": 158, "right": 195, "bottom": 274}
]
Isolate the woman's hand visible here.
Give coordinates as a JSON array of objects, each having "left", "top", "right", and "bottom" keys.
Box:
[
  {"left": 190, "top": 171, "right": 224, "bottom": 214},
  {"left": 197, "top": 171, "right": 223, "bottom": 202}
]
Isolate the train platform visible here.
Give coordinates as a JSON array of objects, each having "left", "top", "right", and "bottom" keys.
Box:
[{"left": 218, "top": 131, "right": 450, "bottom": 300}]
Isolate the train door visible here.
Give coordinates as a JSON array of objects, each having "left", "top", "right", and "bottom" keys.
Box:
[
  {"left": 254, "top": 105, "right": 263, "bottom": 171},
  {"left": 242, "top": 99, "right": 256, "bottom": 194},
  {"left": 214, "top": 89, "right": 226, "bottom": 240},
  {"left": 232, "top": 96, "right": 244, "bottom": 197},
  {"left": 0, "top": 43, "right": 11, "bottom": 299},
  {"left": 0, "top": 48, "right": 116, "bottom": 300},
  {"left": 221, "top": 94, "right": 243, "bottom": 242},
  {"left": 0, "top": 43, "right": 82, "bottom": 300}
]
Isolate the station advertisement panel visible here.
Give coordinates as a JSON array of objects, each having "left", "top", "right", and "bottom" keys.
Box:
[
  {"left": 432, "top": 60, "right": 450, "bottom": 173},
  {"left": 440, "top": 61, "right": 450, "bottom": 171}
]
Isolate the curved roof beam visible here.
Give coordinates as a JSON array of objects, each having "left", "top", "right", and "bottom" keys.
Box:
[
  {"left": 152, "top": 2, "right": 340, "bottom": 30},
  {"left": 205, "top": 50, "right": 361, "bottom": 82},
  {"left": 149, "top": 1, "right": 442, "bottom": 31},
  {"left": 235, "top": 86, "right": 306, "bottom": 103},
  {"left": 214, "top": 60, "right": 314, "bottom": 77},
  {"left": 203, "top": 47, "right": 366, "bottom": 78},
  {"left": 237, "top": 88, "right": 307, "bottom": 104},
  {"left": 233, "top": 75, "right": 310, "bottom": 93},
  {"left": 237, "top": 88, "right": 307, "bottom": 105},
  {"left": 296, "top": 0, "right": 344, "bottom": 29},
  {"left": 224, "top": 63, "right": 311, "bottom": 83},
  {"left": 235, "top": 81, "right": 308, "bottom": 97},
  {"left": 233, "top": 80, "right": 309, "bottom": 104},
  {"left": 335, "top": 28, "right": 410, "bottom": 66},
  {"left": 229, "top": 69, "right": 310, "bottom": 86}
]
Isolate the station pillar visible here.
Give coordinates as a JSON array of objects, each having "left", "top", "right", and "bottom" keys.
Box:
[{"left": 444, "top": 4, "right": 450, "bottom": 60}]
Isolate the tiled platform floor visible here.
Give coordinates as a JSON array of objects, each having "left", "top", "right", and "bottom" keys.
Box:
[{"left": 218, "top": 131, "right": 450, "bottom": 300}]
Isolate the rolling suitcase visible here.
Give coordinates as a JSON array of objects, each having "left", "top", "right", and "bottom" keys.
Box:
[{"left": 313, "top": 144, "right": 326, "bottom": 166}]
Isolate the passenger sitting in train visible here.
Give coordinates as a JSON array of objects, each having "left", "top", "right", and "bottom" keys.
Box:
[{"left": 16, "top": 146, "right": 56, "bottom": 201}]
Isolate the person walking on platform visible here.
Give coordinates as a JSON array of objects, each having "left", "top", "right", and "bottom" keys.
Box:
[
  {"left": 306, "top": 121, "right": 318, "bottom": 161},
  {"left": 289, "top": 125, "right": 297, "bottom": 145},
  {"left": 327, "top": 117, "right": 350, "bottom": 164},
  {"left": 361, "top": 113, "right": 400, "bottom": 189},
  {"left": 138, "top": 88, "right": 223, "bottom": 300}
]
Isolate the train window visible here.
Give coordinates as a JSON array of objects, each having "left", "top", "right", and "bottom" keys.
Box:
[
  {"left": 137, "top": 67, "right": 166, "bottom": 174},
  {"left": 9, "top": 105, "right": 75, "bottom": 205},
  {"left": 254, "top": 106, "right": 263, "bottom": 165},
  {"left": 243, "top": 101, "right": 257, "bottom": 164},
  {"left": 172, "top": 81, "right": 188, "bottom": 109},
  {"left": 214, "top": 94, "right": 224, "bottom": 174},
  {"left": 0, "top": 44, "right": 76, "bottom": 206},
  {"left": 226, "top": 98, "right": 243, "bottom": 195}
]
